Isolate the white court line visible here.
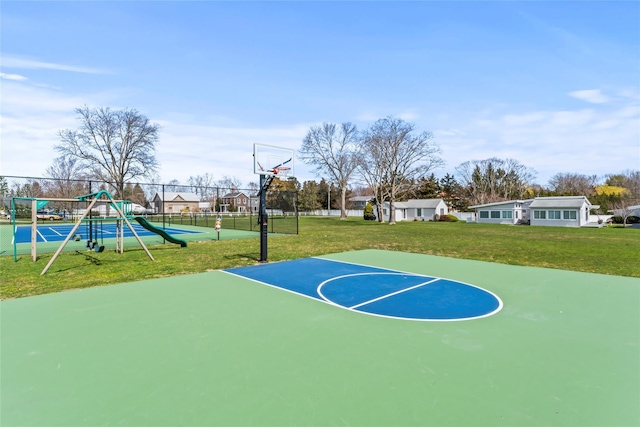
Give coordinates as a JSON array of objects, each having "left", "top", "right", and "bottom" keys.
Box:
[
  {"left": 36, "top": 229, "right": 48, "bottom": 242},
  {"left": 349, "top": 277, "right": 440, "bottom": 309},
  {"left": 47, "top": 227, "right": 63, "bottom": 236},
  {"left": 224, "top": 258, "right": 504, "bottom": 322}
]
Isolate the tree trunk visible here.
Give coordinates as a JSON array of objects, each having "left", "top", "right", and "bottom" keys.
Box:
[
  {"left": 340, "top": 186, "right": 347, "bottom": 219},
  {"left": 388, "top": 198, "right": 396, "bottom": 225}
]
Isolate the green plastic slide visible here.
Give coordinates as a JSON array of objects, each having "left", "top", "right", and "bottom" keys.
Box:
[{"left": 133, "top": 217, "right": 187, "bottom": 247}]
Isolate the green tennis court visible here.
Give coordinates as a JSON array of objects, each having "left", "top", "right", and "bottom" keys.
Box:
[{"left": 1, "top": 250, "right": 638, "bottom": 426}]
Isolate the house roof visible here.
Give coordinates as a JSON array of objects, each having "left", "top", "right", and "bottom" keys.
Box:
[
  {"left": 154, "top": 192, "right": 200, "bottom": 202},
  {"left": 468, "top": 200, "right": 530, "bottom": 209},
  {"left": 349, "top": 196, "right": 374, "bottom": 202},
  {"left": 221, "top": 191, "right": 248, "bottom": 199},
  {"left": 389, "top": 199, "right": 445, "bottom": 209},
  {"left": 529, "top": 196, "right": 596, "bottom": 209},
  {"left": 404, "top": 199, "right": 445, "bottom": 208}
]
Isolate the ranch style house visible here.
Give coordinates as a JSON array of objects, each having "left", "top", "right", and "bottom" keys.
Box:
[
  {"left": 382, "top": 199, "right": 449, "bottom": 222},
  {"left": 469, "top": 196, "right": 600, "bottom": 227}
]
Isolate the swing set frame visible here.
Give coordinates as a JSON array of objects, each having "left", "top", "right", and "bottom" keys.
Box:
[{"left": 9, "top": 190, "right": 155, "bottom": 275}]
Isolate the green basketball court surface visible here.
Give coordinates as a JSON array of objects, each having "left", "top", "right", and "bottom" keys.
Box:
[{"left": 1, "top": 249, "right": 638, "bottom": 426}]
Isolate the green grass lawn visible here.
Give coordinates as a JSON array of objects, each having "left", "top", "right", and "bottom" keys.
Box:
[{"left": 1, "top": 217, "right": 638, "bottom": 299}]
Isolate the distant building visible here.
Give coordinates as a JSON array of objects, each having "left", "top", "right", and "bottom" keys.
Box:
[
  {"left": 219, "top": 191, "right": 251, "bottom": 213},
  {"left": 528, "top": 196, "right": 598, "bottom": 227},
  {"left": 468, "top": 200, "right": 532, "bottom": 225},
  {"left": 469, "top": 196, "right": 600, "bottom": 227},
  {"left": 152, "top": 192, "right": 200, "bottom": 214},
  {"left": 349, "top": 196, "right": 374, "bottom": 210},
  {"left": 382, "top": 199, "right": 449, "bottom": 222}
]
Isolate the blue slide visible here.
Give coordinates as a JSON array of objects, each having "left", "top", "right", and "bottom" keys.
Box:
[{"left": 133, "top": 217, "right": 187, "bottom": 247}]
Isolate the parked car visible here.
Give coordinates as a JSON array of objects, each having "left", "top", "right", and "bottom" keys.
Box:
[{"left": 36, "top": 211, "right": 62, "bottom": 221}]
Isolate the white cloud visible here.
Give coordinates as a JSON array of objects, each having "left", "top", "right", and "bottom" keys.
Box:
[
  {"left": 0, "top": 72, "right": 28, "bottom": 81},
  {"left": 436, "top": 92, "right": 639, "bottom": 184},
  {"left": 2, "top": 70, "right": 637, "bottom": 191},
  {"left": 1, "top": 55, "right": 108, "bottom": 74},
  {"left": 397, "top": 109, "right": 420, "bottom": 121},
  {"left": 569, "top": 89, "right": 610, "bottom": 104},
  {"left": 155, "top": 120, "right": 313, "bottom": 186},
  {"left": 0, "top": 77, "right": 315, "bottom": 187},
  {"left": 0, "top": 79, "right": 122, "bottom": 177}
]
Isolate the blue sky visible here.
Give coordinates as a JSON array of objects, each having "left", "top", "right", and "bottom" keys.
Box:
[{"left": 1, "top": 1, "right": 638, "bottom": 188}]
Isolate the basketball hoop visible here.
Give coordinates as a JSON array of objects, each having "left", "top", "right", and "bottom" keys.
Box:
[
  {"left": 272, "top": 166, "right": 291, "bottom": 175},
  {"left": 253, "top": 144, "right": 294, "bottom": 178},
  {"left": 253, "top": 143, "right": 295, "bottom": 263}
]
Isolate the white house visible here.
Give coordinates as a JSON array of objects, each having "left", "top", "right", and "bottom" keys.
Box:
[
  {"left": 529, "top": 196, "right": 598, "bottom": 227},
  {"left": 383, "top": 199, "right": 448, "bottom": 222},
  {"left": 469, "top": 196, "right": 599, "bottom": 227},
  {"left": 469, "top": 200, "right": 532, "bottom": 225}
]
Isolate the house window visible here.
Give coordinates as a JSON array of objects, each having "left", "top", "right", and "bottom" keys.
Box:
[
  {"left": 548, "top": 210, "right": 561, "bottom": 220},
  {"left": 490, "top": 211, "right": 500, "bottom": 219},
  {"left": 502, "top": 211, "right": 512, "bottom": 219},
  {"left": 515, "top": 211, "right": 519, "bottom": 219},
  {"left": 480, "top": 211, "right": 489, "bottom": 219},
  {"left": 417, "top": 208, "right": 422, "bottom": 217},
  {"left": 534, "top": 210, "right": 546, "bottom": 219},
  {"left": 440, "top": 208, "right": 445, "bottom": 215},
  {"left": 563, "top": 210, "right": 577, "bottom": 220}
]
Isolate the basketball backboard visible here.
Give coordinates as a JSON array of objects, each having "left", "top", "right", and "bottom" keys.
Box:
[{"left": 253, "top": 144, "right": 295, "bottom": 177}]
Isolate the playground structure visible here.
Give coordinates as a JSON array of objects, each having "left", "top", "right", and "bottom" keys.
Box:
[{"left": 7, "top": 190, "right": 189, "bottom": 275}]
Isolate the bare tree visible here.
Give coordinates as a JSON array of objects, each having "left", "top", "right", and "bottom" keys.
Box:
[
  {"left": 44, "top": 155, "right": 88, "bottom": 199},
  {"left": 455, "top": 158, "right": 537, "bottom": 205},
  {"left": 12, "top": 179, "right": 44, "bottom": 198},
  {"left": 188, "top": 173, "right": 216, "bottom": 200},
  {"left": 358, "top": 139, "right": 391, "bottom": 222},
  {"left": 359, "top": 117, "right": 444, "bottom": 224},
  {"left": 164, "top": 179, "right": 183, "bottom": 192},
  {"left": 246, "top": 181, "right": 259, "bottom": 195},
  {"left": 609, "top": 199, "right": 638, "bottom": 227},
  {"left": 217, "top": 175, "right": 243, "bottom": 193},
  {"left": 299, "top": 122, "right": 361, "bottom": 219},
  {"left": 0, "top": 176, "right": 8, "bottom": 198},
  {"left": 547, "top": 172, "right": 597, "bottom": 196},
  {"left": 57, "top": 105, "right": 159, "bottom": 198}
]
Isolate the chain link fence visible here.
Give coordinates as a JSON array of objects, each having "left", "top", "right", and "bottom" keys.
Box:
[{"left": 1, "top": 175, "right": 298, "bottom": 235}]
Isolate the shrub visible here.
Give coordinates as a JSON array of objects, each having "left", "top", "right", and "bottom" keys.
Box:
[
  {"left": 438, "top": 214, "right": 459, "bottom": 222},
  {"left": 363, "top": 203, "right": 376, "bottom": 221}
]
